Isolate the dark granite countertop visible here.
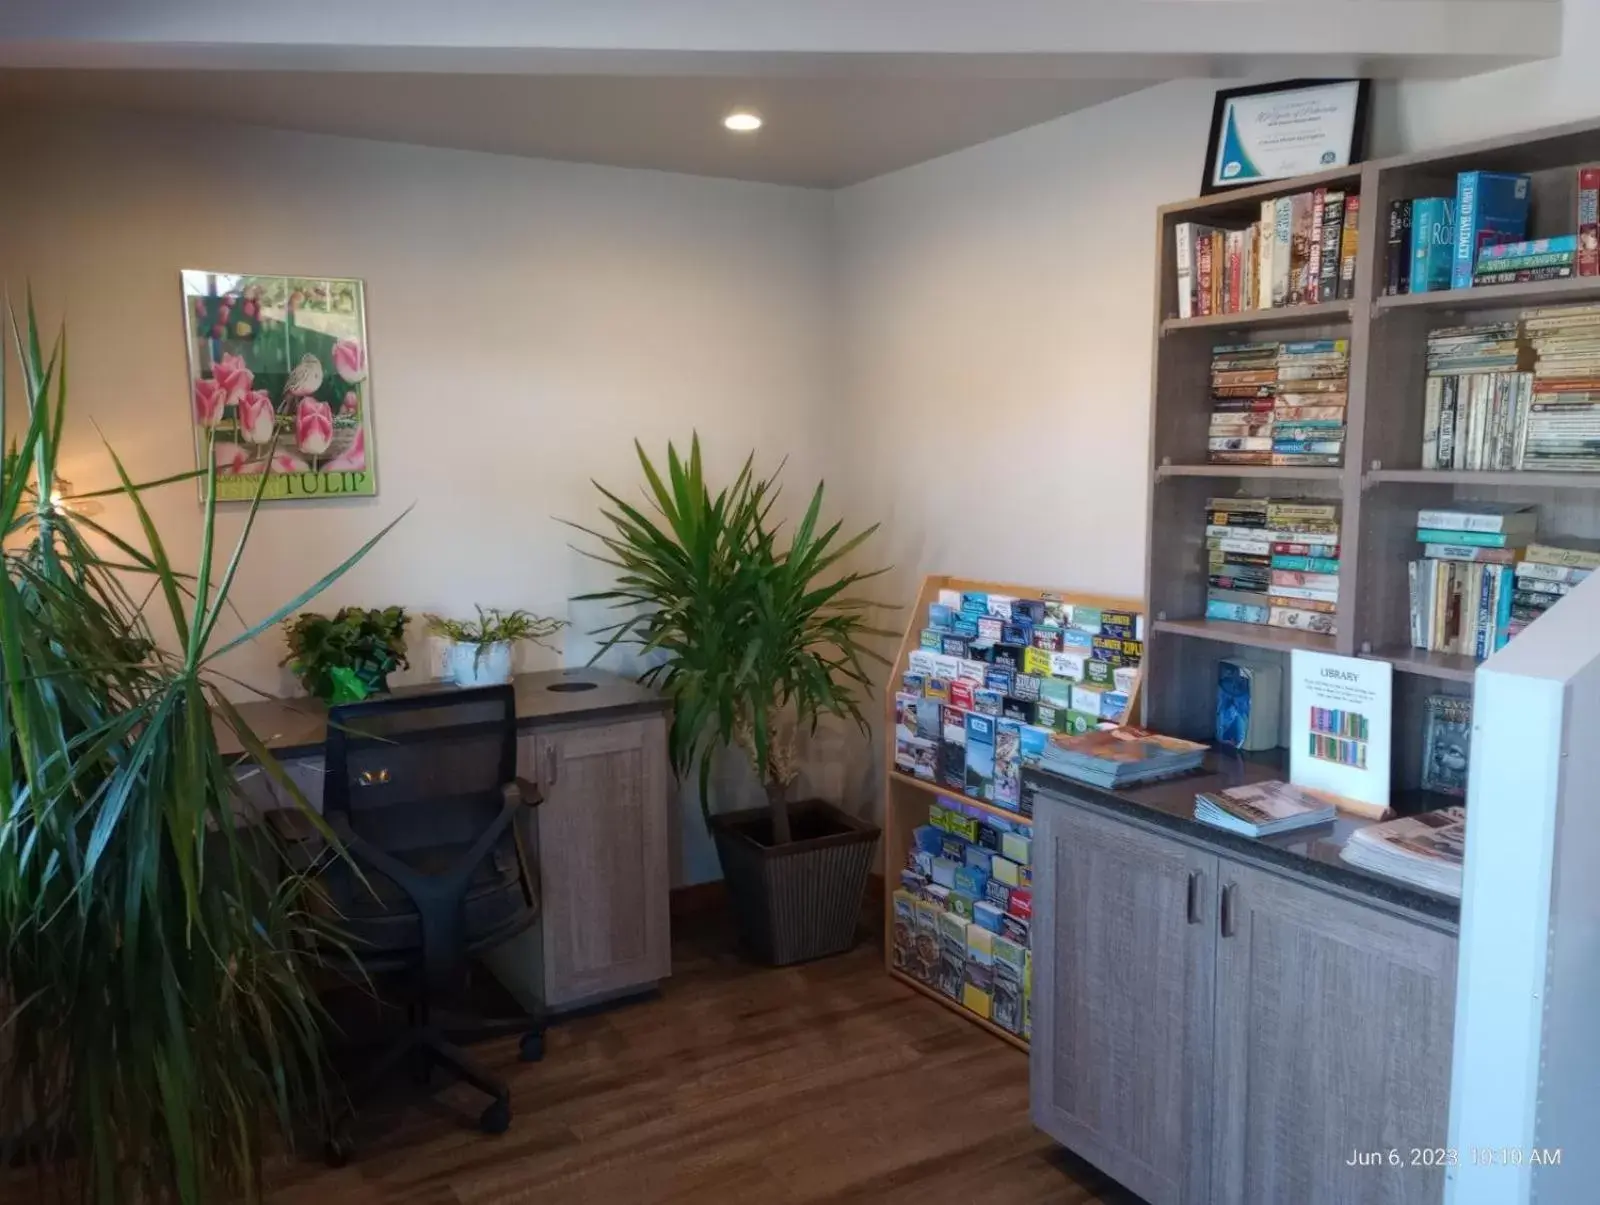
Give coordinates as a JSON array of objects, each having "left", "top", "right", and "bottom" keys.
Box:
[
  {"left": 1023, "top": 750, "right": 1460, "bottom": 930},
  {"left": 216, "top": 668, "right": 668, "bottom": 759}
]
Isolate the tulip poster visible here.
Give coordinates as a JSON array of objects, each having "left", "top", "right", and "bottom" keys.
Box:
[{"left": 181, "top": 269, "right": 376, "bottom": 501}]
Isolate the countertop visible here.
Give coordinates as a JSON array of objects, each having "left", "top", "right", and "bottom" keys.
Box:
[
  {"left": 216, "top": 668, "right": 669, "bottom": 759},
  {"left": 1024, "top": 750, "right": 1460, "bottom": 929}
]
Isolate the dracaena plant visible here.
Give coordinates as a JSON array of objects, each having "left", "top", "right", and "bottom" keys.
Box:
[
  {"left": 569, "top": 436, "right": 895, "bottom": 844},
  {"left": 0, "top": 298, "right": 404, "bottom": 1203}
]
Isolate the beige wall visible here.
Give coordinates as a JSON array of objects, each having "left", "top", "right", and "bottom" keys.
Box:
[{"left": 0, "top": 114, "right": 837, "bottom": 883}]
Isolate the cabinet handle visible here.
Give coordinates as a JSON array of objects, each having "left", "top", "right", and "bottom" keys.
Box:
[
  {"left": 544, "top": 746, "right": 559, "bottom": 786},
  {"left": 1185, "top": 870, "right": 1201, "bottom": 925},
  {"left": 1220, "top": 881, "right": 1238, "bottom": 938}
]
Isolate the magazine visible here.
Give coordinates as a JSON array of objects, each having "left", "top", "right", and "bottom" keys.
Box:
[
  {"left": 1339, "top": 806, "right": 1465, "bottom": 897},
  {"left": 1038, "top": 726, "right": 1208, "bottom": 788},
  {"left": 1194, "top": 779, "right": 1337, "bottom": 837}
]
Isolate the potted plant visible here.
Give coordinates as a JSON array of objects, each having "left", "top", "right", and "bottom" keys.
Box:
[
  {"left": 0, "top": 300, "right": 403, "bottom": 1202},
  {"left": 283, "top": 604, "right": 409, "bottom": 702},
  {"left": 425, "top": 606, "right": 568, "bottom": 687},
  {"left": 572, "top": 436, "right": 895, "bottom": 965}
]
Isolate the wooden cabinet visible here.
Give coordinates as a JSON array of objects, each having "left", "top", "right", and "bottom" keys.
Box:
[
  {"left": 1030, "top": 802, "right": 1219, "bottom": 1205},
  {"left": 523, "top": 715, "right": 672, "bottom": 1010},
  {"left": 1211, "top": 863, "right": 1457, "bottom": 1205},
  {"left": 1031, "top": 796, "right": 1457, "bottom": 1205}
]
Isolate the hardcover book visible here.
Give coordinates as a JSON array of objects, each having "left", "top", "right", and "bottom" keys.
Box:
[
  {"left": 1451, "top": 171, "right": 1531, "bottom": 290},
  {"left": 1421, "top": 695, "right": 1472, "bottom": 796},
  {"left": 1410, "top": 198, "right": 1455, "bottom": 294}
]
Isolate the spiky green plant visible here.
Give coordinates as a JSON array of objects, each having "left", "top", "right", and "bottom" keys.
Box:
[
  {"left": 0, "top": 298, "right": 404, "bottom": 1203},
  {"left": 568, "top": 436, "right": 895, "bottom": 844},
  {"left": 423, "top": 606, "right": 567, "bottom": 650}
]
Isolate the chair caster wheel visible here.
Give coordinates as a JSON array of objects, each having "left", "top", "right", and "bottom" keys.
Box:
[
  {"left": 479, "top": 1097, "right": 512, "bottom": 1135},
  {"left": 323, "top": 1133, "right": 353, "bottom": 1168},
  {"left": 519, "top": 1029, "right": 545, "bottom": 1062}
]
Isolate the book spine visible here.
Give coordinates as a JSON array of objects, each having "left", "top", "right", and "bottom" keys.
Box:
[
  {"left": 1272, "top": 197, "right": 1293, "bottom": 308},
  {"left": 1409, "top": 560, "right": 1422, "bottom": 648},
  {"left": 1270, "top": 555, "right": 1341, "bottom": 573},
  {"left": 1206, "top": 599, "right": 1269, "bottom": 625},
  {"left": 1306, "top": 188, "right": 1326, "bottom": 302},
  {"left": 1524, "top": 544, "right": 1600, "bottom": 569},
  {"left": 1422, "top": 544, "right": 1518, "bottom": 563},
  {"left": 1438, "top": 376, "right": 1458, "bottom": 469},
  {"left": 1209, "top": 536, "right": 1273, "bottom": 554},
  {"left": 1212, "top": 231, "right": 1225, "bottom": 315},
  {"left": 1258, "top": 202, "right": 1276, "bottom": 310},
  {"left": 1474, "top": 266, "right": 1574, "bottom": 285},
  {"left": 1474, "top": 250, "right": 1575, "bottom": 273},
  {"left": 1270, "top": 584, "right": 1340, "bottom": 603},
  {"left": 1268, "top": 606, "right": 1336, "bottom": 634},
  {"left": 1416, "top": 508, "right": 1520, "bottom": 534},
  {"left": 1385, "top": 199, "right": 1412, "bottom": 296},
  {"left": 1582, "top": 166, "right": 1600, "bottom": 278},
  {"left": 1451, "top": 172, "right": 1479, "bottom": 290},
  {"left": 1272, "top": 541, "right": 1340, "bottom": 557},
  {"left": 1289, "top": 194, "right": 1312, "bottom": 305},
  {"left": 1516, "top": 562, "right": 1591, "bottom": 583},
  {"left": 1318, "top": 191, "right": 1345, "bottom": 303},
  {"left": 1337, "top": 195, "right": 1360, "bottom": 300},
  {"left": 1416, "top": 528, "right": 1513, "bottom": 547},
  {"left": 1421, "top": 376, "right": 1441, "bottom": 470},
  {"left": 1495, "top": 565, "right": 1515, "bottom": 650},
  {"left": 1268, "top": 594, "right": 1336, "bottom": 613},
  {"left": 1196, "top": 231, "right": 1214, "bottom": 317},
  {"left": 1226, "top": 230, "right": 1243, "bottom": 314},
  {"left": 1475, "top": 561, "right": 1493, "bottom": 659}
]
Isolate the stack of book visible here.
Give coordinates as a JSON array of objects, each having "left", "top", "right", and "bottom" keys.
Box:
[
  {"left": 1205, "top": 497, "right": 1340, "bottom": 634},
  {"left": 1208, "top": 342, "right": 1278, "bottom": 465},
  {"left": 1475, "top": 236, "right": 1576, "bottom": 286},
  {"left": 1274, "top": 339, "right": 1349, "bottom": 466},
  {"left": 1037, "top": 726, "right": 1207, "bottom": 789},
  {"left": 1174, "top": 187, "right": 1359, "bottom": 319},
  {"left": 1195, "top": 779, "right": 1337, "bottom": 838},
  {"left": 1520, "top": 304, "right": 1600, "bottom": 472},
  {"left": 1420, "top": 324, "right": 1533, "bottom": 471},
  {"left": 1340, "top": 807, "right": 1465, "bottom": 898},
  {"left": 1409, "top": 504, "right": 1536, "bottom": 657},
  {"left": 1508, "top": 540, "right": 1599, "bottom": 640}
]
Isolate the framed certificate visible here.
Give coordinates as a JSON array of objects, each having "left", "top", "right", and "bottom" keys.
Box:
[{"left": 1202, "top": 79, "right": 1371, "bottom": 195}]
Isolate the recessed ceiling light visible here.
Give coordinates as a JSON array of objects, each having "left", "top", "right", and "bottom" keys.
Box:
[{"left": 723, "top": 111, "right": 763, "bottom": 133}]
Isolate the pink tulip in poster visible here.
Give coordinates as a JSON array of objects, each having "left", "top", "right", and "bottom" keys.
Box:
[{"left": 181, "top": 270, "right": 377, "bottom": 500}]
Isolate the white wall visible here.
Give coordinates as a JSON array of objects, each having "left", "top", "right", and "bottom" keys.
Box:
[{"left": 0, "top": 113, "right": 836, "bottom": 883}]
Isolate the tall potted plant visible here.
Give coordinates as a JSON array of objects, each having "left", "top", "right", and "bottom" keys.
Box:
[
  {"left": 572, "top": 437, "right": 895, "bottom": 964},
  {"left": 0, "top": 300, "right": 402, "bottom": 1202}
]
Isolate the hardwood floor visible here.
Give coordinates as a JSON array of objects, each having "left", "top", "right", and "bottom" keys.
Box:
[{"left": 266, "top": 917, "right": 1143, "bottom": 1205}]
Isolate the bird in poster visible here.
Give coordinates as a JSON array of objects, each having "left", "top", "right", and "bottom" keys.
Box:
[{"left": 280, "top": 353, "right": 324, "bottom": 406}]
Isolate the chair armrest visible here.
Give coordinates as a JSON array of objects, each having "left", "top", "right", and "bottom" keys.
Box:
[{"left": 503, "top": 777, "right": 545, "bottom": 810}]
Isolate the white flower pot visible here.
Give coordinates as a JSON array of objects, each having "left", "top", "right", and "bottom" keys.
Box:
[{"left": 448, "top": 640, "right": 514, "bottom": 687}]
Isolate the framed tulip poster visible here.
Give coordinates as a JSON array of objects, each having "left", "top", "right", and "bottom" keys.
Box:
[{"left": 181, "top": 269, "right": 377, "bottom": 501}]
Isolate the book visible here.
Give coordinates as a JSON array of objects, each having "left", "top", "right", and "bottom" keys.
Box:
[
  {"left": 1523, "top": 540, "right": 1600, "bottom": 570},
  {"left": 1271, "top": 196, "right": 1293, "bottom": 307},
  {"left": 1195, "top": 780, "right": 1337, "bottom": 837},
  {"left": 1337, "top": 195, "right": 1360, "bottom": 301},
  {"left": 1317, "top": 190, "right": 1345, "bottom": 303},
  {"left": 1451, "top": 171, "right": 1531, "bottom": 290},
  {"left": 1581, "top": 165, "right": 1600, "bottom": 278},
  {"left": 1215, "top": 658, "right": 1282, "bottom": 752},
  {"left": 1421, "top": 543, "right": 1520, "bottom": 564},
  {"left": 1415, "top": 528, "right": 1524, "bottom": 548},
  {"left": 1340, "top": 807, "right": 1465, "bottom": 898},
  {"left": 1415, "top": 503, "right": 1538, "bottom": 537},
  {"left": 1036, "top": 726, "right": 1208, "bottom": 789},
  {"left": 1475, "top": 266, "right": 1574, "bottom": 286},
  {"left": 1258, "top": 200, "right": 1277, "bottom": 311},
  {"left": 1384, "top": 198, "right": 1413, "bottom": 295},
  {"left": 1289, "top": 193, "right": 1314, "bottom": 305},
  {"left": 1410, "top": 198, "right": 1456, "bottom": 294}
]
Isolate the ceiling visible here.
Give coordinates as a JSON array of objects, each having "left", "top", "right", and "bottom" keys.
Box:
[
  {"left": 0, "top": 69, "right": 1149, "bottom": 188},
  {"left": 0, "top": 0, "right": 1563, "bottom": 188}
]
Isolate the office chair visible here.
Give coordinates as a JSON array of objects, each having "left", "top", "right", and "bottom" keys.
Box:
[{"left": 306, "top": 683, "right": 547, "bottom": 1163}]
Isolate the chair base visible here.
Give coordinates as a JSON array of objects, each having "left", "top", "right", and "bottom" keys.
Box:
[{"left": 324, "top": 1015, "right": 544, "bottom": 1167}]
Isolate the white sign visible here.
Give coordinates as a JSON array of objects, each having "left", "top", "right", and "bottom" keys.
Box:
[
  {"left": 1210, "top": 81, "right": 1363, "bottom": 189},
  {"left": 1289, "top": 649, "right": 1391, "bottom": 814}
]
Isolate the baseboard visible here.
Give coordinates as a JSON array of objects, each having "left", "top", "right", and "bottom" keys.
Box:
[{"left": 670, "top": 872, "right": 884, "bottom": 920}]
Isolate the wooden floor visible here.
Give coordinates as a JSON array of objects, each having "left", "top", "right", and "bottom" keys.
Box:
[{"left": 265, "top": 917, "right": 1143, "bottom": 1205}]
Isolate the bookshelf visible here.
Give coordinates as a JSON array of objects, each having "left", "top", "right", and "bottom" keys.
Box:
[
  {"left": 1146, "top": 114, "right": 1600, "bottom": 800},
  {"left": 881, "top": 573, "right": 1146, "bottom": 1052}
]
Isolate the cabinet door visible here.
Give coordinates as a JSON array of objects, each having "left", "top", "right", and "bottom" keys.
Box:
[
  {"left": 1211, "top": 862, "right": 1457, "bottom": 1205},
  {"left": 532, "top": 716, "right": 671, "bottom": 1009},
  {"left": 1030, "top": 800, "right": 1218, "bottom": 1205}
]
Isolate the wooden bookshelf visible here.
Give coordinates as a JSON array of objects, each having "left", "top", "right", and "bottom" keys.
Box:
[
  {"left": 881, "top": 573, "right": 1146, "bottom": 1052},
  {"left": 1146, "top": 114, "right": 1600, "bottom": 801}
]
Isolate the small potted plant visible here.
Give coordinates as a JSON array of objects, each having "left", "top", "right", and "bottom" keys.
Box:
[
  {"left": 425, "top": 607, "right": 568, "bottom": 687},
  {"left": 283, "top": 605, "right": 409, "bottom": 703}
]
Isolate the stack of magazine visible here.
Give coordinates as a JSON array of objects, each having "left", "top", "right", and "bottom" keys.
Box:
[
  {"left": 1340, "top": 806, "right": 1465, "bottom": 898},
  {"left": 1194, "top": 780, "right": 1337, "bottom": 837},
  {"left": 1038, "top": 727, "right": 1208, "bottom": 789}
]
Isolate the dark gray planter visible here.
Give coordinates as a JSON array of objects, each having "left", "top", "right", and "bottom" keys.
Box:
[{"left": 708, "top": 800, "right": 880, "bottom": 966}]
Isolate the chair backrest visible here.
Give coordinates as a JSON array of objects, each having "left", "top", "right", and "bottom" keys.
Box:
[{"left": 324, "top": 684, "right": 516, "bottom": 849}]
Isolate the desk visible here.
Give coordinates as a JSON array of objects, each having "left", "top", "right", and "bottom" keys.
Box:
[{"left": 229, "top": 668, "right": 674, "bottom": 1013}]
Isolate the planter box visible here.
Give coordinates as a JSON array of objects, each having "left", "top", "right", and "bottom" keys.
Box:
[{"left": 709, "top": 800, "right": 880, "bottom": 966}]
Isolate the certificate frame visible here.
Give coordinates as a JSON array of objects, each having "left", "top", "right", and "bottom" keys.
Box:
[{"left": 1201, "top": 78, "right": 1371, "bottom": 195}]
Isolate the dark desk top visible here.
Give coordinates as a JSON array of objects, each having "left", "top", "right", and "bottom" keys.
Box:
[
  {"left": 1024, "top": 750, "right": 1460, "bottom": 929},
  {"left": 216, "top": 668, "right": 669, "bottom": 759}
]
